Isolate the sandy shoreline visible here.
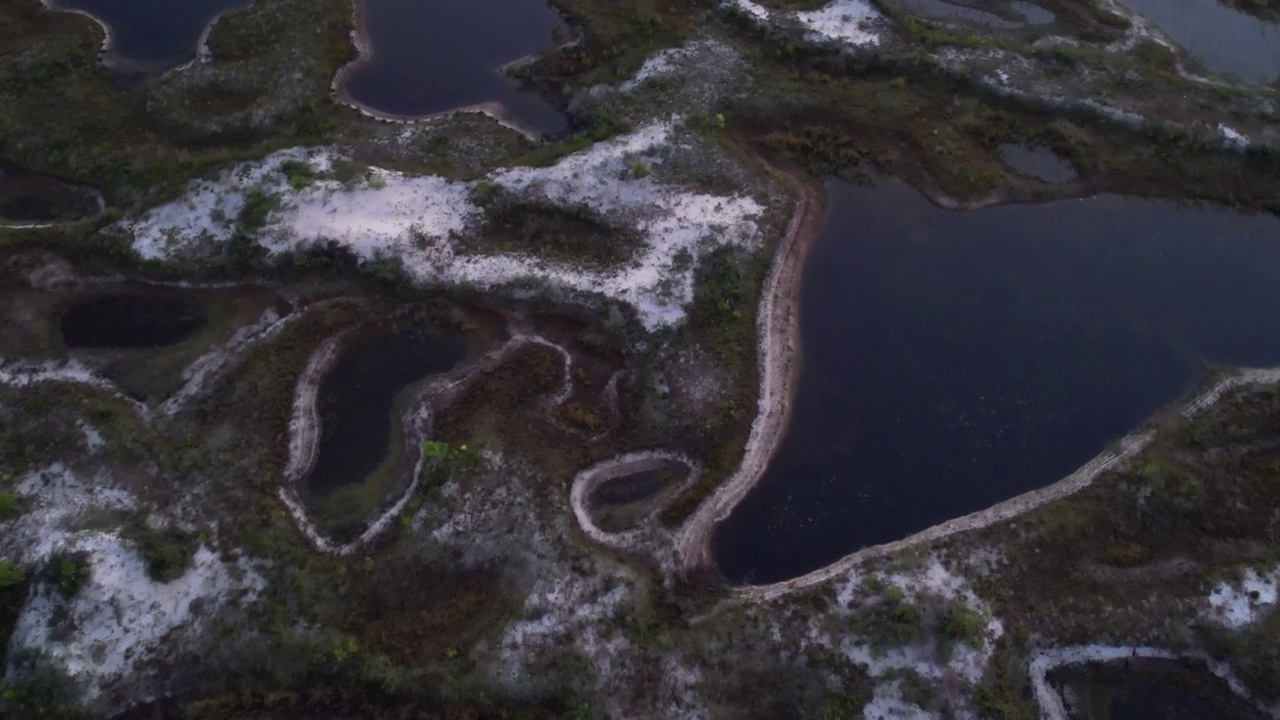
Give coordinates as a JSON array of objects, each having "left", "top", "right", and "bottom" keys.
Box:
[
  {"left": 671, "top": 171, "right": 825, "bottom": 572},
  {"left": 328, "top": 0, "right": 548, "bottom": 141},
  {"left": 729, "top": 367, "right": 1280, "bottom": 603},
  {"left": 662, "top": 167, "right": 1280, "bottom": 602},
  {"left": 39, "top": 0, "right": 246, "bottom": 73}
]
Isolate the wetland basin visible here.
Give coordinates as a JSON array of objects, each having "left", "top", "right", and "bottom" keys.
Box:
[
  {"left": 48, "top": 0, "right": 250, "bottom": 67},
  {"left": 1114, "top": 0, "right": 1280, "bottom": 85},
  {"left": 714, "top": 179, "right": 1280, "bottom": 585},
  {"left": 1048, "top": 658, "right": 1265, "bottom": 719},
  {"left": 306, "top": 322, "right": 467, "bottom": 537},
  {"left": 60, "top": 294, "right": 208, "bottom": 349},
  {"left": 337, "top": 0, "right": 567, "bottom": 134},
  {"left": 0, "top": 164, "right": 103, "bottom": 226}
]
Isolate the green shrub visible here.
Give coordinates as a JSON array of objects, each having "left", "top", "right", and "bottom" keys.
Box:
[
  {"left": 237, "top": 186, "right": 279, "bottom": 235},
  {"left": 42, "top": 552, "right": 91, "bottom": 600},
  {"left": 0, "top": 491, "right": 18, "bottom": 520},
  {"left": 940, "top": 601, "right": 986, "bottom": 648},
  {"left": 279, "top": 159, "right": 314, "bottom": 189},
  {"left": 0, "top": 561, "right": 23, "bottom": 588},
  {"left": 125, "top": 526, "right": 198, "bottom": 583}
]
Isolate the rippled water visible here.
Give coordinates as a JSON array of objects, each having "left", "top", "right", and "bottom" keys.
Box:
[{"left": 714, "top": 179, "right": 1280, "bottom": 585}]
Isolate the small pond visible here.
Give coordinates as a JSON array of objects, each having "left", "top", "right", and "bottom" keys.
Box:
[
  {"left": 0, "top": 165, "right": 103, "bottom": 226},
  {"left": 1049, "top": 658, "right": 1265, "bottom": 719},
  {"left": 1113, "top": 0, "right": 1280, "bottom": 85},
  {"left": 714, "top": 179, "right": 1280, "bottom": 585},
  {"left": 60, "top": 294, "right": 208, "bottom": 349},
  {"left": 998, "top": 143, "right": 1079, "bottom": 184},
  {"left": 337, "top": 0, "right": 568, "bottom": 134},
  {"left": 589, "top": 459, "right": 689, "bottom": 532},
  {"left": 308, "top": 324, "right": 467, "bottom": 499},
  {"left": 48, "top": 0, "right": 251, "bottom": 67}
]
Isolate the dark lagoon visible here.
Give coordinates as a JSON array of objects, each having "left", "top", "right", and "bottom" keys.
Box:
[
  {"left": 0, "top": 164, "right": 102, "bottom": 225},
  {"left": 309, "top": 324, "right": 466, "bottom": 498},
  {"left": 1114, "top": 0, "right": 1280, "bottom": 85},
  {"left": 338, "top": 0, "right": 567, "bottom": 134},
  {"left": 49, "top": 0, "right": 250, "bottom": 66},
  {"left": 1049, "top": 658, "right": 1265, "bottom": 719},
  {"left": 60, "top": 293, "right": 208, "bottom": 349},
  {"left": 714, "top": 179, "right": 1280, "bottom": 585}
]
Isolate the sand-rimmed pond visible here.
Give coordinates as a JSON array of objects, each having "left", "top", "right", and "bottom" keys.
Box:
[
  {"left": 714, "top": 179, "right": 1280, "bottom": 585},
  {"left": 44, "top": 0, "right": 250, "bottom": 68},
  {"left": 334, "top": 0, "right": 568, "bottom": 134}
]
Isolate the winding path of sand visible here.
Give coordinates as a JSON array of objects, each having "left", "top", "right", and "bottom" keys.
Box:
[{"left": 670, "top": 173, "right": 823, "bottom": 572}]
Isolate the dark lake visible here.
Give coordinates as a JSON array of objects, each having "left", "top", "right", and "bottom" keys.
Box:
[
  {"left": 1049, "top": 658, "right": 1265, "bottom": 719},
  {"left": 0, "top": 164, "right": 102, "bottom": 225},
  {"left": 50, "top": 0, "right": 250, "bottom": 66},
  {"left": 338, "top": 0, "right": 567, "bottom": 134},
  {"left": 309, "top": 324, "right": 467, "bottom": 498},
  {"left": 60, "top": 294, "right": 208, "bottom": 349},
  {"left": 714, "top": 179, "right": 1280, "bottom": 585},
  {"left": 1114, "top": 0, "right": 1280, "bottom": 85}
]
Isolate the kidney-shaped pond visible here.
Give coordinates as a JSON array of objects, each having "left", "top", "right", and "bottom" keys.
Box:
[
  {"left": 49, "top": 0, "right": 250, "bottom": 67},
  {"left": 714, "top": 179, "right": 1280, "bottom": 585},
  {"left": 304, "top": 321, "right": 469, "bottom": 542},
  {"left": 337, "top": 0, "right": 567, "bottom": 134}
]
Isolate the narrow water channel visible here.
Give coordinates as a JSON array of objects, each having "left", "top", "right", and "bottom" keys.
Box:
[{"left": 714, "top": 179, "right": 1280, "bottom": 585}]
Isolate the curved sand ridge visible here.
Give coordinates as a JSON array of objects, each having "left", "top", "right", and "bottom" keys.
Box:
[
  {"left": 567, "top": 169, "right": 1280, "bottom": 603},
  {"left": 571, "top": 451, "right": 701, "bottom": 561},
  {"left": 279, "top": 323, "right": 625, "bottom": 554}
]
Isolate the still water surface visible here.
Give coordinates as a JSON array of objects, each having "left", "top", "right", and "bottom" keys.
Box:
[
  {"left": 1114, "top": 0, "right": 1280, "bottom": 84},
  {"left": 340, "top": 0, "right": 567, "bottom": 133},
  {"left": 51, "top": 0, "right": 249, "bottom": 65},
  {"left": 714, "top": 179, "right": 1280, "bottom": 584},
  {"left": 309, "top": 325, "right": 466, "bottom": 497}
]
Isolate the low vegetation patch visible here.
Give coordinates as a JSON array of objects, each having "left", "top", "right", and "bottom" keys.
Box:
[
  {"left": 464, "top": 185, "right": 645, "bottom": 267},
  {"left": 123, "top": 522, "right": 199, "bottom": 584}
]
